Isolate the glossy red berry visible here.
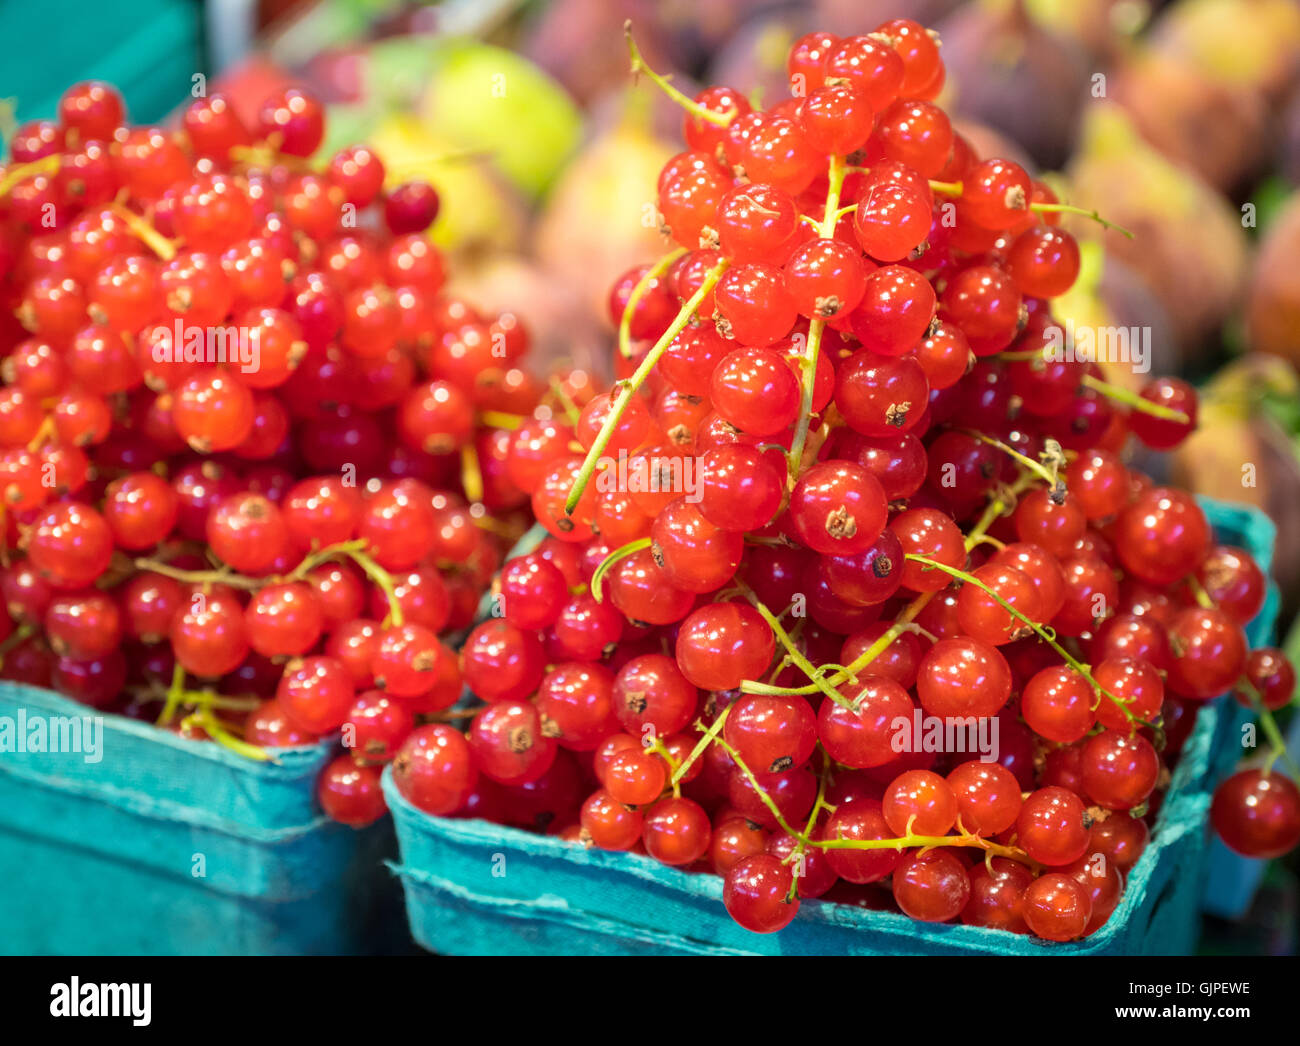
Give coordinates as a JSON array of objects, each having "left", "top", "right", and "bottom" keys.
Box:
[{"left": 723, "top": 854, "right": 799, "bottom": 933}]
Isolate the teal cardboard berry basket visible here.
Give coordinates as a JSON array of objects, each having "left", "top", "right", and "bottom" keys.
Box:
[
  {"left": 0, "top": 682, "right": 402, "bottom": 955},
  {"left": 383, "top": 498, "right": 1278, "bottom": 956},
  {"left": 0, "top": 0, "right": 202, "bottom": 138}
]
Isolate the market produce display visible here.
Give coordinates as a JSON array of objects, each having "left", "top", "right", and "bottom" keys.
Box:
[
  {"left": 1, "top": 6, "right": 1297, "bottom": 954},
  {"left": 392, "top": 20, "right": 1299, "bottom": 942}
]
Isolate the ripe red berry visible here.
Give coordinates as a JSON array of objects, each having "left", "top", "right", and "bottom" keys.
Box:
[
  {"left": 1211, "top": 770, "right": 1300, "bottom": 860},
  {"left": 723, "top": 854, "right": 799, "bottom": 933}
]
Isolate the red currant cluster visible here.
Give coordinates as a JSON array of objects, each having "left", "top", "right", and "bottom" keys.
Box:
[
  {"left": 391, "top": 20, "right": 1300, "bottom": 943},
  {"left": 0, "top": 82, "right": 550, "bottom": 827}
]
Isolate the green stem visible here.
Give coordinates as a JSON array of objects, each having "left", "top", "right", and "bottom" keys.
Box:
[
  {"left": 193, "top": 705, "right": 274, "bottom": 762},
  {"left": 349, "top": 548, "right": 404, "bottom": 628},
  {"left": 671, "top": 707, "right": 731, "bottom": 786},
  {"left": 712, "top": 734, "right": 804, "bottom": 838},
  {"left": 283, "top": 538, "right": 370, "bottom": 582},
  {"left": 157, "top": 663, "right": 186, "bottom": 727},
  {"left": 648, "top": 737, "right": 682, "bottom": 798},
  {"left": 590, "top": 537, "right": 652, "bottom": 603},
  {"left": 784, "top": 758, "right": 833, "bottom": 900},
  {"left": 737, "top": 582, "right": 853, "bottom": 709},
  {"left": 787, "top": 153, "right": 849, "bottom": 483},
  {"left": 0, "top": 155, "right": 60, "bottom": 196},
  {"left": 1236, "top": 678, "right": 1300, "bottom": 779},
  {"left": 959, "top": 429, "right": 1064, "bottom": 490},
  {"left": 1032, "top": 202, "right": 1135, "bottom": 239},
  {"left": 1081, "top": 374, "right": 1190, "bottom": 423},
  {"left": 625, "top": 22, "right": 737, "bottom": 127},
  {"left": 904, "top": 552, "right": 1148, "bottom": 729},
  {"left": 564, "top": 258, "right": 729, "bottom": 515},
  {"left": 0, "top": 621, "right": 34, "bottom": 670},
  {"left": 133, "top": 559, "right": 262, "bottom": 590},
  {"left": 618, "top": 247, "right": 686, "bottom": 360},
  {"left": 826, "top": 479, "right": 1028, "bottom": 696},
  {"left": 461, "top": 443, "right": 484, "bottom": 505},
  {"left": 928, "top": 179, "right": 963, "bottom": 196},
  {"left": 1185, "top": 575, "right": 1215, "bottom": 611},
  {"left": 107, "top": 201, "right": 178, "bottom": 261},
  {"left": 547, "top": 377, "right": 581, "bottom": 425},
  {"left": 814, "top": 829, "right": 1033, "bottom": 866}
]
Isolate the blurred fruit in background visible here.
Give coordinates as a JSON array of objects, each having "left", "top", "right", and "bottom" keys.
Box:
[
  {"left": 416, "top": 38, "right": 582, "bottom": 199},
  {"left": 938, "top": 0, "right": 1091, "bottom": 170},
  {"left": 213, "top": 0, "right": 1300, "bottom": 566},
  {"left": 1172, "top": 356, "right": 1300, "bottom": 617},
  {"left": 1247, "top": 194, "right": 1300, "bottom": 369},
  {"left": 533, "top": 93, "right": 674, "bottom": 338},
  {"left": 1063, "top": 104, "right": 1249, "bottom": 364}
]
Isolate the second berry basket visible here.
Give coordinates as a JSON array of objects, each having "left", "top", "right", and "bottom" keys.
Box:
[
  {"left": 382, "top": 498, "right": 1278, "bottom": 956},
  {"left": 0, "top": 682, "right": 404, "bottom": 956}
]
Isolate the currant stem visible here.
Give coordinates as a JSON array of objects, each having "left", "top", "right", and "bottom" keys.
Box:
[
  {"left": 1032, "top": 202, "right": 1135, "bottom": 239},
  {"left": 787, "top": 153, "right": 849, "bottom": 483},
  {"left": 903, "top": 551, "right": 1149, "bottom": 730},
  {"left": 25, "top": 416, "right": 56, "bottom": 453},
  {"left": 479, "top": 410, "right": 524, "bottom": 431},
  {"left": 928, "top": 179, "right": 963, "bottom": 196},
  {"left": 1234, "top": 675, "right": 1296, "bottom": 771},
  {"left": 1185, "top": 575, "right": 1215, "bottom": 611},
  {"left": 563, "top": 257, "right": 730, "bottom": 515},
  {"left": 784, "top": 758, "right": 833, "bottom": 901},
  {"left": 712, "top": 733, "right": 805, "bottom": 838},
  {"left": 133, "top": 559, "right": 262, "bottom": 590},
  {"left": 283, "top": 538, "right": 370, "bottom": 581},
  {"left": 737, "top": 581, "right": 854, "bottom": 709},
  {"left": 625, "top": 22, "right": 737, "bottom": 127},
  {"left": 959, "top": 428, "right": 1064, "bottom": 491},
  {"left": 107, "top": 201, "right": 178, "bottom": 261},
  {"left": 546, "top": 377, "right": 581, "bottom": 425},
  {"left": 460, "top": 442, "right": 484, "bottom": 505},
  {"left": 0, "top": 621, "right": 35, "bottom": 670},
  {"left": 348, "top": 548, "right": 404, "bottom": 628},
  {"left": 618, "top": 247, "right": 687, "bottom": 360},
  {"left": 0, "top": 155, "right": 60, "bottom": 196},
  {"left": 648, "top": 736, "right": 683, "bottom": 798},
  {"left": 589, "top": 536, "right": 652, "bottom": 603},
  {"left": 157, "top": 663, "right": 186, "bottom": 727},
  {"left": 672, "top": 706, "right": 731, "bottom": 786},
  {"left": 1081, "top": 373, "right": 1189, "bottom": 423},
  {"left": 193, "top": 704, "right": 274, "bottom": 762},
  {"left": 828, "top": 479, "right": 1029, "bottom": 698},
  {"left": 814, "top": 828, "right": 1034, "bottom": 867}
]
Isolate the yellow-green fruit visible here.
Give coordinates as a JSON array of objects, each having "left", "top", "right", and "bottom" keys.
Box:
[
  {"left": 419, "top": 40, "right": 583, "bottom": 199},
  {"left": 365, "top": 114, "right": 526, "bottom": 254}
]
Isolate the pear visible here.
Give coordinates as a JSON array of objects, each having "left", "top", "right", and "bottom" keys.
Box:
[
  {"left": 418, "top": 39, "right": 583, "bottom": 200},
  {"left": 1148, "top": 0, "right": 1300, "bottom": 105},
  {"left": 1064, "top": 104, "right": 1248, "bottom": 362},
  {"left": 1171, "top": 356, "right": 1300, "bottom": 618}
]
